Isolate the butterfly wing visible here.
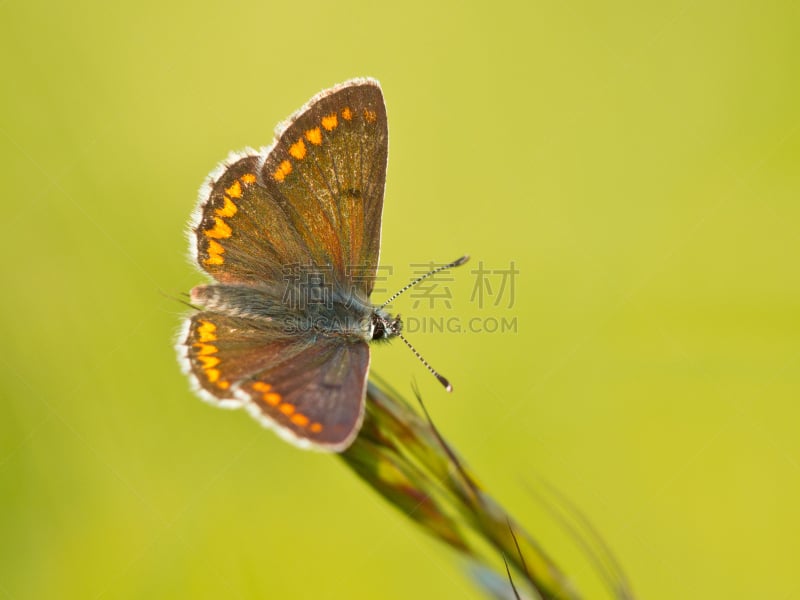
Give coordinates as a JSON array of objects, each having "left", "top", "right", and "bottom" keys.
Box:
[
  {"left": 191, "top": 79, "right": 388, "bottom": 297},
  {"left": 178, "top": 311, "right": 369, "bottom": 451},
  {"left": 181, "top": 80, "right": 387, "bottom": 450}
]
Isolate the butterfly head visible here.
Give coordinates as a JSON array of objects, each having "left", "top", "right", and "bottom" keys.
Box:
[{"left": 371, "top": 309, "right": 402, "bottom": 341}]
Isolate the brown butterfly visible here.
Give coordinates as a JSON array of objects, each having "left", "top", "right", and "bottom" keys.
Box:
[{"left": 177, "top": 79, "right": 464, "bottom": 451}]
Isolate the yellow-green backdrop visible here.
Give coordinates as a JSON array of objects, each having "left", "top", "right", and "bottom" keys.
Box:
[{"left": 2, "top": 1, "right": 798, "bottom": 598}]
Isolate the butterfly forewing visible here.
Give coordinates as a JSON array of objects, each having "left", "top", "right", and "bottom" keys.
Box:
[
  {"left": 192, "top": 156, "right": 315, "bottom": 285},
  {"left": 192, "top": 80, "right": 387, "bottom": 296},
  {"left": 260, "top": 81, "right": 387, "bottom": 295}
]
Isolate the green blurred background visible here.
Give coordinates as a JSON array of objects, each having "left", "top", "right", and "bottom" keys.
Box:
[{"left": 2, "top": 0, "right": 798, "bottom": 598}]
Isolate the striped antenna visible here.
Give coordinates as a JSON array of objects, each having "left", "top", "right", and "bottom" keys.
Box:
[
  {"left": 379, "top": 255, "right": 469, "bottom": 309},
  {"left": 398, "top": 333, "right": 453, "bottom": 392},
  {"left": 381, "top": 255, "right": 469, "bottom": 391}
]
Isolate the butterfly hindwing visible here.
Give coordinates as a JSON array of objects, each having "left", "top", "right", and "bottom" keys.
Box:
[
  {"left": 238, "top": 340, "right": 370, "bottom": 451},
  {"left": 179, "top": 310, "right": 292, "bottom": 406},
  {"left": 178, "top": 309, "right": 369, "bottom": 450}
]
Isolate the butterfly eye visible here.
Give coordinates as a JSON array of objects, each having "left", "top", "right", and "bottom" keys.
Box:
[{"left": 388, "top": 316, "right": 403, "bottom": 336}]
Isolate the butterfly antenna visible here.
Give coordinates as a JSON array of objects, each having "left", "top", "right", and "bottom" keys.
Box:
[
  {"left": 397, "top": 332, "right": 453, "bottom": 392},
  {"left": 379, "top": 255, "right": 469, "bottom": 309},
  {"left": 159, "top": 288, "right": 200, "bottom": 310}
]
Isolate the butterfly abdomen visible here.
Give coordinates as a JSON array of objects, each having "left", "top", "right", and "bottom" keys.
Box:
[{"left": 190, "top": 283, "right": 291, "bottom": 321}]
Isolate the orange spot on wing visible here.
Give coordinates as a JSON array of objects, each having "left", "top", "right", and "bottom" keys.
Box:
[
  {"left": 264, "top": 392, "right": 281, "bottom": 406},
  {"left": 321, "top": 113, "right": 338, "bottom": 131},
  {"left": 241, "top": 173, "right": 256, "bottom": 184},
  {"left": 217, "top": 381, "right": 230, "bottom": 390},
  {"left": 205, "top": 217, "right": 232, "bottom": 239},
  {"left": 193, "top": 342, "right": 218, "bottom": 355},
  {"left": 196, "top": 321, "right": 217, "bottom": 342},
  {"left": 225, "top": 180, "right": 242, "bottom": 199},
  {"left": 291, "top": 413, "right": 309, "bottom": 427},
  {"left": 305, "top": 127, "right": 322, "bottom": 145},
  {"left": 272, "top": 160, "right": 292, "bottom": 182},
  {"left": 289, "top": 139, "right": 307, "bottom": 160},
  {"left": 206, "top": 239, "right": 224, "bottom": 255},
  {"left": 198, "top": 355, "right": 220, "bottom": 369},
  {"left": 252, "top": 382, "right": 272, "bottom": 392},
  {"left": 206, "top": 368, "right": 221, "bottom": 382},
  {"left": 341, "top": 106, "right": 352, "bottom": 120},
  {"left": 216, "top": 196, "right": 237, "bottom": 218},
  {"left": 197, "top": 320, "right": 215, "bottom": 332},
  {"left": 363, "top": 108, "right": 377, "bottom": 123},
  {"left": 203, "top": 238, "right": 225, "bottom": 266},
  {"left": 279, "top": 403, "right": 295, "bottom": 416},
  {"left": 310, "top": 422, "right": 323, "bottom": 433}
]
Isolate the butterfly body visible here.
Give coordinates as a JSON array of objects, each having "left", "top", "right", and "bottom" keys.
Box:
[
  {"left": 177, "top": 79, "right": 391, "bottom": 451},
  {"left": 189, "top": 282, "right": 400, "bottom": 342}
]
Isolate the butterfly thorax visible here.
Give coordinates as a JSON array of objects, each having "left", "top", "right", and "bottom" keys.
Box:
[
  {"left": 191, "top": 282, "right": 400, "bottom": 344},
  {"left": 303, "top": 293, "right": 401, "bottom": 344}
]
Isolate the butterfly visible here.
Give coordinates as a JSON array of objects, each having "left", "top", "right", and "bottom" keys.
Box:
[{"left": 177, "top": 78, "right": 462, "bottom": 452}]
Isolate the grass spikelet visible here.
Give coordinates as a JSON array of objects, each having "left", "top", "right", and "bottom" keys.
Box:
[{"left": 341, "top": 376, "right": 632, "bottom": 599}]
